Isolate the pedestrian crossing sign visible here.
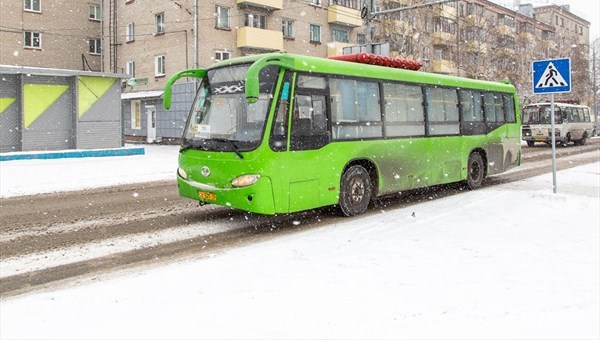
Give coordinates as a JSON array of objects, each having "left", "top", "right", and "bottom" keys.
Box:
[{"left": 532, "top": 58, "right": 571, "bottom": 94}]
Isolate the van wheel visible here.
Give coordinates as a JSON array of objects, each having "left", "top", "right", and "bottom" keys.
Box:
[
  {"left": 575, "top": 132, "right": 588, "bottom": 146},
  {"left": 338, "top": 165, "right": 372, "bottom": 217},
  {"left": 526, "top": 141, "right": 535, "bottom": 147},
  {"left": 466, "top": 152, "right": 485, "bottom": 190}
]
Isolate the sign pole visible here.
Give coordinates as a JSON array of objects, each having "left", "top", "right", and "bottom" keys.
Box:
[
  {"left": 550, "top": 93, "right": 557, "bottom": 193},
  {"left": 532, "top": 58, "right": 570, "bottom": 195}
]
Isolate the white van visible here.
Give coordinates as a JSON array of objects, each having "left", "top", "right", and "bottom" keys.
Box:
[{"left": 521, "top": 102, "right": 594, "bottom": 146}]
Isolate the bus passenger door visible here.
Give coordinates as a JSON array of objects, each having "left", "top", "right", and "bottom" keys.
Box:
[{"left": 286, "top": 75, "right": 331, "bottom": 213}]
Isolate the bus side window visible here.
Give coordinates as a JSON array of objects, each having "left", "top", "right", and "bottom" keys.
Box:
[
  {"left": 502, "top": 94, "right": 515, "bottom": 123},
  {"left": 290, "top": 93, "right": 330, "bottom": 151},
  {"left": 269, "top": 74, "right": 293, "bottom": 152}
]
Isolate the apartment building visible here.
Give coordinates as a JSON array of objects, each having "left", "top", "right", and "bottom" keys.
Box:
[
  {"left": 101, "top": 0, "right": 590, "bottom": 143},
  {"left": 0, "top": 0, "right": 103, "bottom": 71}
]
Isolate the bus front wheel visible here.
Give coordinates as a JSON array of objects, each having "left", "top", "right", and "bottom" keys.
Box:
[
  {"left": 466, "top": 152, "right": 485, "bottom": 190},
  {"left": 338, "top": 165, "right": 372, "bottom": 217}
]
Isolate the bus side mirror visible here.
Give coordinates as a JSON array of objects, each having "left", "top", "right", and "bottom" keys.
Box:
[{"left": 163, "top": 69, "right": 206, "bottom": 110}]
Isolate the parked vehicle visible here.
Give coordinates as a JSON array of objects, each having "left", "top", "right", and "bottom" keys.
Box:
[{"left": 521, "top": 102, "right": 594, "bottom": 146}]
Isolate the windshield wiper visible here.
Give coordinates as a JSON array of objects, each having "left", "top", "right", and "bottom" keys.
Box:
[
  {"left": 208, "top": 138, "right": 244, "bottom": 159},
  {"left": 179, "top": 141, "right": 205, "bottom": 153}
]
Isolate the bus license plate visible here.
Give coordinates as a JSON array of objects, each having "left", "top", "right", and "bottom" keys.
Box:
[{"left": 198, "top": 191, "right": 216, "bottom": 201}]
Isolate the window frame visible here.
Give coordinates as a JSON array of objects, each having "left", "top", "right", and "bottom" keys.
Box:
[
  {"left": 215, "top": 6, "right": 230, "bottom": 29},
  {"left": 89, "top": 4, "right": 101, "bottom": 21},
  {"left": 309, "top": 24, "right": 321, "bottom": 43},
  {"left": 126, "top": 22, "right": 135, "bottom": 42},
  {"left": 155, "top": 12, "right": 165, "bottom": 35},
  {"left": 154, "top": 55, "right": 166, "bottom": 77},
  {"left": 89, "top": 38, "right": 102, "bottom": 55},
  {"left": 244, "top": 13, "right": 266, "bottom": 29},
  {"left": 24, "top": 31, "right": 42, "bottom": 49},
  {"left": 282, "top": 19, "right": 294, "bottom": 39},
  {"left": 332, "top": 28, "right": 349, "bottom": 43},
  {"left": 131, "top": 100, "right": 141, "bottom": 130},
  {"left": 126, "top": 60, "right": 135, "bottom": 77},
  {"left": 24, "top": 0, "right": 41, "bottom": 12},
  {"left": 215, "top": 50, "right": 230, "bottom": 62}
]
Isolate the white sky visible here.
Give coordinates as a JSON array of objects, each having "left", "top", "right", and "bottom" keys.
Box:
[{"left": 0, "top": 145, "right": 599, "bottom": 339}]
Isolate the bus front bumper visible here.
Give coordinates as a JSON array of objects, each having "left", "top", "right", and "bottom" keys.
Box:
[{"left": 177, "top": 176, "right": 276, "bottom": 215}]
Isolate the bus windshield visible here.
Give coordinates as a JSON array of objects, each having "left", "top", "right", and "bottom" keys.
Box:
[
  {"left": 522, "top": 105, "right": 562, "bottom": 125},
  {"left": 182, "top": 64, "right": 279, "bottom": 151}
]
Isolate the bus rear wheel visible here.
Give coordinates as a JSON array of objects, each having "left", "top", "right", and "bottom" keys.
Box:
[
  {"left": 338, "top": 165, "right": 372, "bottom": 217},
  {"left": 466, "top": 152, "right": 485, "bottom": 190}
]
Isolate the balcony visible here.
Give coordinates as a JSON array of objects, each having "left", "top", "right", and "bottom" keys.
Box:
[
  {"left": 518, "top": 32, "right": 534, "bottom": 42},
  {"left": 497, "top": 24, "right": 515, "bottom": 36},
  {"left": 328, "top": 5, "right": 362, "bottom": 27},
  {"left": 432, "top": 31, "right": 456, "bottom": 46},
  {"left": 237, "top": 0, "right": 282, "bottom": 10},
  {"left": 327, "top": 42, "right": 353, "bottom": 57},
  {"left": 237, "top": 27, "right": 283, "bottom": 51},
  {"left": 433, "top": 4, "right": 457, "bottom": 18},
  {"left": 465, "top": 41, "right": 487, "bottom": 54},
  {"left": 432, "top": 60, "right": 456, "bottom": 74}
]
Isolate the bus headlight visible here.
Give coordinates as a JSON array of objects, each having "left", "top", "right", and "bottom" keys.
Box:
[
  {"left": 232, "top": 174, "right": 260, "bottom": 187},
  {"left": 177, "top": 167, "right": 188, "bottom": 180}
]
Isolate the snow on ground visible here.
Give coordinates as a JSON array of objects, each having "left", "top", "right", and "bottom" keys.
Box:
[
  {"left": 0, "top": 144, "right": 180, "bottom": 198},
  {"left": 0, "top": 146, "right": 599, "bottom": 339}
]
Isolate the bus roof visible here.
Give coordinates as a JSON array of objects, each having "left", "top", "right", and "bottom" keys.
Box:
[{"left": 211, "top": 52, "right": 516, "bottom": 94}]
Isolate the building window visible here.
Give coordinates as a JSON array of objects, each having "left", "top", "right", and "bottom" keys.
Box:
[
  {"left": 244, "top": 13, "right": 266, "bottom": 29},
  {"left": 282, "top": 19, "right": 294, "bottom": 38},
  {"left": 466, "top": 3, "right": 483, "bottom": 16},
  {"left": 310, "top": 0, "right": 321, "bottom": 5},
  {"left": 332, "top": 28, "right": 349, "bottom": 43},
  {"left": 89, "top": 38, "right": 101, "bottom": 54},
  {"left": 126, "top": 23, "right": 135, "bottom": 42},
  {"left": 497, "top": 14, "right": 515, "bottom": 26},
  {"left": 215, "top": 6, "right": 230, "bottom": 29},
  {"left": 434, "top": 17, "right": 456, "bottom": 34},
  {"left": 215, "top": 50, "right": 230, "bottom": 61},
  {"left": 155, "top": 13, "right": 165, "bottom": 34},
  {"left": 423, "top": 46, "right": 430, "bottom": 61},
  {"left": 24, "top": 31, "right": 41, "bottom": 48},
  {"left": 131, "top": 100, "right": 141, "bottom": 130},
  {"left": 356, "top": 33, "right": 365, "bottom": 45},
  {"left": 89, "top": 4, "right": 101, "bottom": 21},
  {"left": 330, "top": 0, "right": 360, "bottom": 10},
  {"left": 126, "top": 61, "right": 135, "bottom": 77},
  {"left": 309, "top": 24, "right": 321, "bottom": 43},
  {"left": 155, "top": 55, "right": 165, "bottom": 76},
  {"left": 24, "top": 0, "right": 40, "bottom": 12}
]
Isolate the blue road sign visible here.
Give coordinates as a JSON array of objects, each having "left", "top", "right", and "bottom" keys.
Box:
[{"left": 532, "top": 58, "right": 571, "bottom": 94}]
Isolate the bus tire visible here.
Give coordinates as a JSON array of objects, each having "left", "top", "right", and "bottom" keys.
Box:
[
  {"left": 338, "top": 165, "right": 372, "bottom": 217},
  {"left": 466, "top": 152, "right": 485, "bottom": 190},
  {"left": 576, "top": 132, "right": 588, "bottom": 145},
  {"left": 526, "top": 141, "right": 535, "bottom": 147}
]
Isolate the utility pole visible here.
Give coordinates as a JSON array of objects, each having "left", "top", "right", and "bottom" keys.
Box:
[{"left": 593, "top": 46, "right": 596, "bottom": 117}]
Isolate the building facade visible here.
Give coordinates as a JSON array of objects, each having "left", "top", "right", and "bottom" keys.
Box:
[
  {"left": 0, "top": 1, "right": 591, "bottom": 144},
  {"left": 0, "top": 0, "right": 103, "bottom": 71},
  {"left": 94, "top": 0, "right": 587, "bottom": 143}
]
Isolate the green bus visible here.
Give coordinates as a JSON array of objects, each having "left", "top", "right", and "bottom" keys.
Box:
[{"left": 164, "top": 52, "right": 521, "bottom": 216}]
